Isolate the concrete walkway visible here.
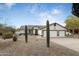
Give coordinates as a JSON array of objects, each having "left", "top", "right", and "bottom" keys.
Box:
[{"left": 51, "top": 38, "right": 79, "bottom": 52}]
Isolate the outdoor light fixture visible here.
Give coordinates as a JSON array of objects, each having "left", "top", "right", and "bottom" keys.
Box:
[{"left": 54, "top": 23, "right": 56, "bottom": 26}]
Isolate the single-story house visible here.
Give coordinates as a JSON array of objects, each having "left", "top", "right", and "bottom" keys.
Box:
[
  {"left": 41, "top": 23, "right": 67, "bottom": 37},
  {"left": 20, "top": 23, "right": 68, "bottom": 37},
  {"left": 20, "top": 25, "right": 44, "bottom": 35}
]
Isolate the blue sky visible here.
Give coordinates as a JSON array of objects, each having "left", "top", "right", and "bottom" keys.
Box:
[{"left": 0, "top": 3, "right": 72, "bottom": 28}]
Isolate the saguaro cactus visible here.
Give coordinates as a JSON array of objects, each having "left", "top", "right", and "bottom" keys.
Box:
[
  {"left": 46, "top": 20, "right": 50, "bottom": 47},
  {"left": 25, "top": 25, "right": 28, "bottom": 43}
]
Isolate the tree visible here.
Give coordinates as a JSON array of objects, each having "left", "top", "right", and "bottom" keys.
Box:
[
  {"left": 0, "top": 24, "right": 3, "bottom": 28},
  {"left": 5, "top": 26, "right": 16, "bottom": 33},
  {"left": 72, "top": 3, "right": 79, "bottom": 17},
  {"left": 65, "top": 15, "right": 79, "bottom": 34}
]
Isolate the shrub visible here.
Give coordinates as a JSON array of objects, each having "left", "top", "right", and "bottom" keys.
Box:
[
  {"left": 13, "top": 36, "right": 17, "bottom": 42},
  {"left": 2, "top": 32, "right": 13, "bottom": 39}
]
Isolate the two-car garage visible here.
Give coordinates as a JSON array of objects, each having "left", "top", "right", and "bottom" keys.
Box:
[
  {"left": 43, "top": 30, "right": 66, "bottom": 37},
  {"left": 41, "top": 23, "right": 67, "bottom": 37}
]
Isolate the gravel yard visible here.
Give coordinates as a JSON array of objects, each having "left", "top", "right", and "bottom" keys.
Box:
[{"left": 0, "top": 35, "right": 79, "bottom": 56}]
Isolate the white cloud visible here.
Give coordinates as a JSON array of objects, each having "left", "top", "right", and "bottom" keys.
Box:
[
  {"left": 38, "top": 12, "right": 58, "bottom": 25},
  {"left": 27, "top": 8, "right": 64, "bottom": 25},
  {"left": 26, "top": 4, "right": 39, "bottom": 14},
  {"left": 25, "top": 4, "right": 64, "bottom": 26},
  {"left": 51, "top": 8, "right": 62, "bottom": 15},
  {"left": 38, "top": 11, "right": 65, "bottom": 26},
  {"left": 30, "top": 7, "right": 36, "bottom": 14},
  {"left": 5, "top": 3, "right": 15, "bottom": 9}
]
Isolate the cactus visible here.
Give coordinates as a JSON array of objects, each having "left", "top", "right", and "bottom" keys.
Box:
[
  {"left": 46, "top": 20, "right": 50, "bottom": 47},
  {"left": 25, "top": 25, "right": 28, "bottom": 43}
]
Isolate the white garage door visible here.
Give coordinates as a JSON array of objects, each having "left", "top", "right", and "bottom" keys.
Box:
[
  {"left": 43, "top": 31, "right": 57, "bottom": 37},
  {"left": 50, "top": 31, "right": 57, "bottom": 37},
  {"left": 59, "top": 31, "right": 65, "bottom": 37},
  {"left": 43, "top": 31, "right": 46, "bottom": 37}
]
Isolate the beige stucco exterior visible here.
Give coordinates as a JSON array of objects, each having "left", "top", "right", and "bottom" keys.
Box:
[
  {"left": 42, "top": 23, "right": 66, "bottom": 31},
  {"left": 41, "top": 23, "right": 67, "bottom": 37}
]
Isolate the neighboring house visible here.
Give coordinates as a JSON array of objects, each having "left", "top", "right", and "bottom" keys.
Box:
[
  {"left": 32, "top": 26, "right": 44, "bottom": 35},
  {"left": 20, "top": 25, "right": 44, "bottom": 35},
  {"left": 41, "top": 23, "right": 67, "bottom": 37}
]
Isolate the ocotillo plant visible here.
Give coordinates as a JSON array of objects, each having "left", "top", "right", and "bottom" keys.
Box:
[
  {"left": 25, "top": 25, "right": 28, "bottom": 43},
  {"left": 46, "top": 20, "right": 50, "bottom": 47}
]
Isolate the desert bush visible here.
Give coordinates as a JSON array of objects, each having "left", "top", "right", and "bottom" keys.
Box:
[
  {"left": 2, "top": 32, "right": 13, "bottom": 39},
  {"left": 13, "top": 36, "right": 17, "bottom": 41}
]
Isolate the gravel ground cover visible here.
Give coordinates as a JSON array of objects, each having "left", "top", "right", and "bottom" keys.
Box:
[{"left": 0, "top": 35, "right": 79, "bottom": 56}]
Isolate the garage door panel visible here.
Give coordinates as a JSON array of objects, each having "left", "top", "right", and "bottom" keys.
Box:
[
  {"left": 59, "top": 31, "right": 65, "bottom": 37},
  {"left": 43, "top": 31, "right": 57, "bottom": 37},
  {"left": 43, "top": 31, "right": 46, "bottom": 37},
  {"left": 50, "top": 31, "right": 57, "bottom": 37},
  {"left": 43, "top": 30, "right": 65, "bottom": 37}
]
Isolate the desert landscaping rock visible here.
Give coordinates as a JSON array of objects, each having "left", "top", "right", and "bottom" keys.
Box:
[{"left": 0, "top": 35, "right": 79, "bottom": 56}]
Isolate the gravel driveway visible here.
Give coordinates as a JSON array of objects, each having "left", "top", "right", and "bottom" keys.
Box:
[{"left": 51, "top": 38, "right": 79, "bottom": 53}]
